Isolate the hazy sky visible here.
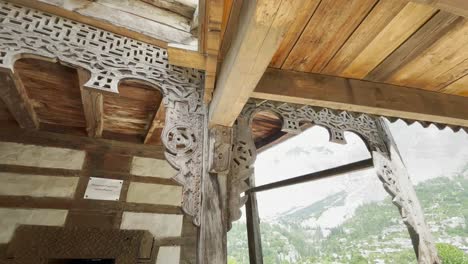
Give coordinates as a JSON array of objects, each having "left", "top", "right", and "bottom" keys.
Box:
[{"left": 253, "top": 120, "right": 468, "bottom": 219}]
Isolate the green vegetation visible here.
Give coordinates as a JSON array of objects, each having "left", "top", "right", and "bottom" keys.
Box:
[
  {"left": 228, "top": 175, "right": 468, "bottom": 264},
  {"left": 436, "top": 243, "right": 468, "bottom": 264}
]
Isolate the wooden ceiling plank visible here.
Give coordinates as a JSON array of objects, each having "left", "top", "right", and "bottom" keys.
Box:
[
  {"left": 340, "top": 2, "right": 437, "bottom": 79},
  {"left": 412, "top": 0, "right": 468, "bottom": 18},
  {"left": 440, "top": 74, "right": 468, "bottom": 96},
  {"left": 6, "top": 0, "right": 169, "bottom": 48},
  {"left": 323, "top": 0, "right": 409, "bottom": 76},
  {"left": 209, "top": 0, "right": 306, "bottom": 127},
  {"left": 140, "top": 0, "right": 196, "bottom": 18},
  {"left": 386, "top": 19, "right": 468, "bottom": 90},
  {"left": 0, "top": 70, "right": 39, "bottom": 130},
  {"left": 78, "top": 69, "right": 104, "bottom": 138},
  {"left": 366, "top": 11, "right": 462, "bottom": 82},
  {"left": 269, "top": 0, "right": 321, "bottom": 68},
  {"left": 144, "top": 103, "right": 166, "bottom": 144},
  {"left": 252, "top": 68, "right": 468, "bottom": 128},
  {"left": 282, "top": 0, "right": 377, "bottom": 73}
]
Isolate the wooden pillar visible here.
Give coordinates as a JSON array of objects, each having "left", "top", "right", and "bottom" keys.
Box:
[
  {"left": 0, "top": 70, "right": 38, "bottom": 129},
  {"left": 373, "top": 119, "right": 440, "bottom": 264},
  {"left": 245, "top": 176, "right": 263, "bottom": 264},
  {"left": 198, "top": 122, "right": 231, "bottom": 263}
]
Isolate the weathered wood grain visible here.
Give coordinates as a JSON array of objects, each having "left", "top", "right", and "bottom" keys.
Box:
[
  {"left": 412, "top": 0, "right": 468, "bottom": 18},
  {"left": 341, "top": 2, "right": 436, "bottom": 79},
  {"left": 0, "top": 70, "right": 38, "bottom": 130},
  {"left": 282, "top": 0, "right": 377, "bottom": 73},
  {"left": 269, "top": 0, "right": 321, "bottom": 68},
  {"left": 440, "top": 74, "right": 468, "bottom": 96},
  {"left": 0, "top": 127, "right": 166, "bottom": 159},
  {"left": 210, "top": 0, "right": 307, "bottom": 126},
  {"left": 386, "top": 17, "right": 468, "bottom": 90},
  {"left": 103, "top": 81, "right": 162, "bottom": 141},
  {"left": 78, "top": 69, "right": 104, "bottom": 138},
  {"left": 367, "top": 11, "right": 463, "bottom": 82},
  {"left": 167, "top": 47, "right": 206, "bottom": 70},
  {"left": 253, "top": 68, "right": 468, "bottom": 127},
  {"left": 323, "top": 0, "right": 409, "bottom": 76},
  {"left": 15, "top": 59, "right": 85, "bottom": 130}
]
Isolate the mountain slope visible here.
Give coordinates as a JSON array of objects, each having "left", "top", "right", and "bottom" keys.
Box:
[{"left": 228, "top": 174, "right": 468, "bottom": 264}]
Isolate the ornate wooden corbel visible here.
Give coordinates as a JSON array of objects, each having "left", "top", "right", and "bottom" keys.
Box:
[
  {"left": 208, "top": 125, "right": 233, "bottom": 173},
  {"left": 372, "top": 119, "right": 441, "bottom": 264}
]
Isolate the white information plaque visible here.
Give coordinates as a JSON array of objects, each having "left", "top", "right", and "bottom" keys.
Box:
[{"left": 84, "top": 177, "right": 123, "bottom": 201}]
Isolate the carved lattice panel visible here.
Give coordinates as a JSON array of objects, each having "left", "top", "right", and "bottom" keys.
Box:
[{"left": 0, "top": 1, "right": 206, "bottom": 226}]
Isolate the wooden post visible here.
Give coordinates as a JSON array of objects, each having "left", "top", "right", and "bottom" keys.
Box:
[
  {"left": 0, "top": 70, "right": 38, "bottom": 129},
  {"left": 77, "top": 69, "right": 103, "bottom": 138},
  {"left": 245, "top": 176, "right": 263, "bottom": 264},
  {"left": 198, "top": 117, "right": 229, "bottom": 264},
  {"left": 373, "top": 119, "right": 440, "bottom": 264}
]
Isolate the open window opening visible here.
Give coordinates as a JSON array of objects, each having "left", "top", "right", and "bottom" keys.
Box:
[{"left": 228, "top": 119, "right": 468, "bottom": 264}]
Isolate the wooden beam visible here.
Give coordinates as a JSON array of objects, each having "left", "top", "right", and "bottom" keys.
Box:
[
  {"left": 209, "top": 0, "right": 305, "bottom": 127},
  {"left": 248, "top": 159, "right": 374, "bottom": 194},
  {"left": 252, "top": 68, "right": 468, "bottom": 128},
  {"left": 202, "top": 0, "right": 225, "bottom": 103},
  {"left": 144, "top": 103, "right": 166, "bottom": 144},
  {"left": 0, "top": 70, "right": 39, "bottom": 129},
  {"left": 0, "top": 126, "right": 166, "bottom": 159},
  {"left": 167, "top": 47, "right": 206, "bottom": 70},
  {"left": 77, "top": 69, "right": 104, "bottom": 138},
  {"left": 412, "top": 0, "right": 468, "bottom": 18}
]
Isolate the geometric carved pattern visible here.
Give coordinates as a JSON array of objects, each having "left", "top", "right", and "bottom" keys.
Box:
[
  {"left": 373, "top": 120, "right": 440, "bottom": 263},
  {"left": 242, "top": 100, "right": 387, "bottom": 153},
  {"left": 228, "top": 116, "right": 256, "bottom": 224},
  {"left": 0, "top": 1, "right": 203, "bottom": 112},
  {"left": 228, "top": 99, "right": 388, "bottom": 224},
  {"left": 230, "top": 99, "right": 440, "bottom": 263},
  {"left": 0, "top": 1, "right": 205, "bottom": 226},
  {"left": 163, "top": 101, "right": 203, "bottom": 226}
]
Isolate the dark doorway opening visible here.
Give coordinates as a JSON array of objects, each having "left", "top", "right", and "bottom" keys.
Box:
[{"left": 49, "top": 260, "right": 115, "bottom": 264}]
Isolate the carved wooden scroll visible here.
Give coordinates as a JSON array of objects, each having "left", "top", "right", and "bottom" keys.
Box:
[
  {"left": 229, "top": 99, "right": 440, "bottom": 262},
  {"left": 0, "top": 1, "right": 205, "bottom": 225},
  {"left": 373, "top": 120, "right": 440, "bottom": 264},
  {"left": 228, "top": 116, "right": 257, "bottom": 224}
]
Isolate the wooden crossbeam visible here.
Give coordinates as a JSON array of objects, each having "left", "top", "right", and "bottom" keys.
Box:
[
  {"left": 248, "top": 159, "right": 374, "bottom": 194},
  {"left": 252, "top": 68, "right": 468, "bottom": 128},
  {"left": 209, "top": 0, "right": 306, "bottom": 127},
  {"left": 0, "top": 70, "right": 38, "bottom": 129},
  {"left": 144, "top": 103, "right": 166, "bottom": 144},
  {"left": 77, "top": 69, "right": 104, "bottom": 138}
]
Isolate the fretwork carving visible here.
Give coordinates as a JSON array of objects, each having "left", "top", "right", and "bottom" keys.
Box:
[
  {"left": 0, "top": 1, "right": 205, "bottom": 225},
  {"left": 373, "top": 120, "right": 440, "bottom": 264},
  {"left": 0, "top": 1, "right": 203, "bottom": 112},
  {"left": 228, "top": 116, "right": 257, "bottom": 224},
  {"left": 162, "top": 101, "right": 204, "bottom": 226},
  {"left": 229, "top": 100, "right": 440, "bottom": 263},
  {"left": 242, "top": 100, "right": 386, "bottom": 153}
]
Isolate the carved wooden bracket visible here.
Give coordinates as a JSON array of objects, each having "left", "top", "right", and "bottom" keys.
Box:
[
  {"left": 373, "top": 120, "right": 441, "bottom": 264},
  {"left": 228, "top": 99, "right": 441, "bottom": 262},
  {"left": 0, "top": 1, "right": 205, "bottom": 226},
  {"left": 208, "top": 125, "right": 233, "bottom": 173}
]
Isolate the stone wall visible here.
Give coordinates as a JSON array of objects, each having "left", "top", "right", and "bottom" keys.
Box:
[{"left": 0, "top": 132, "right": 196, "bottom": 264}]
